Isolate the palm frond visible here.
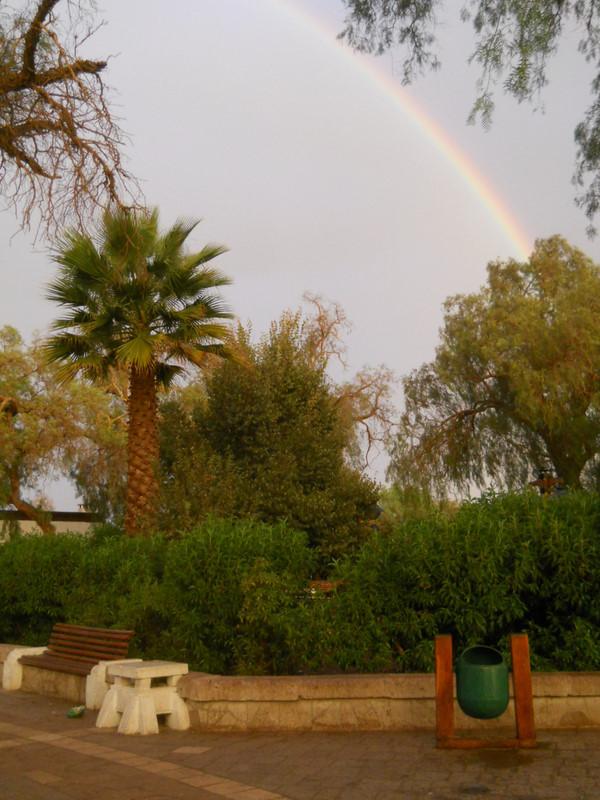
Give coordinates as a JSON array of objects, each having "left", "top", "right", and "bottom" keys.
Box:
[{"left": 116, "top": 335, "right": 155, "bottom": 368}]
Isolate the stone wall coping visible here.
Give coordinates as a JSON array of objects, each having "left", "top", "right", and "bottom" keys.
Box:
[
  {"left": 3, "top": 643, "right": 600, "bottom": 702},
  {"left": 178, "top": 670, "right": 600, "bottom": 703}
]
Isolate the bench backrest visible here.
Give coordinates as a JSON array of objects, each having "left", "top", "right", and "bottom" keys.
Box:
[{"left": 46, "top": 623, "right": 135, "bottom": 666}]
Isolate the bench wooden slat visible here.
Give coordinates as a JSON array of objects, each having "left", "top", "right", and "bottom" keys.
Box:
[
  {"left": 47, "top": 645, "right": 129, "bottom": 662},
  {"left": 19, "top": 653, "right": 93, "bottom": 676},
  {"left": 50, "top": 630, "right": 132, "bottom": 644},
  {"left": 19, "top": 623, "right": 135, "bottom": 677},
  {"left": 47, "top": 645, "right": 119, "bottom": 660},
  {"left": 48, "top": 634, "right": 130, "bottom": 655},
  {"left": 52, "top": 624, "right": 133, "bottom": 639}
]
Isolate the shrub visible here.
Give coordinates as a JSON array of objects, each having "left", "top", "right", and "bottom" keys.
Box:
[
  {"left": 159, "top": 518, "right": 314, "bottom": 672},
  {"left": 1, "top": 493, "right": 599, "bottom": 673},
  {"left": 330, "top": 490, "right": 600, "bottom": 670}
]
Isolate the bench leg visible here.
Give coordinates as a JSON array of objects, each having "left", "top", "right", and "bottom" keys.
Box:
[
  {"left": 166, "top": 694, "right": 190, "bottom": 731},
  {"left": 119, "top": 693, "right": 159, "bottom": 735},
  {"left": 2, "top": 647, "right": 46, "bottom": 691}
]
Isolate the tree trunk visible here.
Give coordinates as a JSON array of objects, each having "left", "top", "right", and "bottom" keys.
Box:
[
  {"left": 546, "top": 442, "right": 585, "bottom": 490},
  {"left": 124, "top": 366, "right": 159, "bottom": 536},
  {"left": 8, "top": 470, "right": 55, "bottom": 535}
]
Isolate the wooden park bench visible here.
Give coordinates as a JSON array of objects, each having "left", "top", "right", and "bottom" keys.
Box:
[{"left": 19, "top": 623, "right": 135, "bottom": 676}]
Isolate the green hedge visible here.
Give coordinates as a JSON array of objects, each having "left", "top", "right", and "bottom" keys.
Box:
[
  {"left": 1, "top": 493, "right": 599, "bottom": 673},
  {"left": 327, "top": 490, "right": 600, "bottom": 671},
  {"left": 0, "top": 518, "right": 314, "bottom": 673}
]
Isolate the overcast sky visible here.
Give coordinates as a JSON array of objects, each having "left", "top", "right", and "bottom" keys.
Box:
[{"left": 1, "top": 0, "right": 597, "bottom": 506}]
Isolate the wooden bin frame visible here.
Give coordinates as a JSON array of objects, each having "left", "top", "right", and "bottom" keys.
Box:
[{"left": 435, "top": 633, "right": 536, "bottom": 749}]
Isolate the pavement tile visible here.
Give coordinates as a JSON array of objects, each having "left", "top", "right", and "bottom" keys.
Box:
[
  {"left": 204, "top": 780, "right": 256, "bottom": 796},
  {"left": 25, "top": 770, "right": 63, "bottom": 784},
  {"left": 0, "top": 738, "right": 26, "bottom": 748},
  {"left": 227, "top": 790, "right": 286, "bottom": 800},
  {"left": 181, "top": 772, "right": 225, "bottom": 787}
]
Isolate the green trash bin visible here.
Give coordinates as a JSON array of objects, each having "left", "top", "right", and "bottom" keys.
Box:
[{"left": 456, "top": 645, "right": 509, "bottom": 720}]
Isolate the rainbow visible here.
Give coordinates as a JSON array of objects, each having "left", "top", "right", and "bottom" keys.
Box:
[{"left": 270, "top": 0, "right": 532, "bottom": 261}]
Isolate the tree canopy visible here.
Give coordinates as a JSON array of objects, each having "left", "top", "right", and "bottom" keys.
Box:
[
  {"left": 159, "top": 308, "right": 381, "bottom": 562},
  {"left": 389, "top": 236, "right": 600, "bottom": 494},
  {"left": 340, "top": 1, "right": 600, "bottom": 230},
  {"left": 0, "top": 325, "right": 125, "bottom": 533},
  {"left": 0, "top": 0, "right": 134, "bottom": 236}
]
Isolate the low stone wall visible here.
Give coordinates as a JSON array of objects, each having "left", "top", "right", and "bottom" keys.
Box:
[
  {"left": 178, "top": 671, "right": 600, "bottom": 732},
  {"left": 2, "top": 644, "right": 600, "bottom": 731}
]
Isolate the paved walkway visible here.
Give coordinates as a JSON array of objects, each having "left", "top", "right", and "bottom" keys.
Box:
[{"left": 0, "top": 688, "right": 599, "bottom": 799}]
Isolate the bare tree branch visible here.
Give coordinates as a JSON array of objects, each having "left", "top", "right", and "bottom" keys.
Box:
[{"left": 0, "top": 0, "right": 139, "bottom": 237}]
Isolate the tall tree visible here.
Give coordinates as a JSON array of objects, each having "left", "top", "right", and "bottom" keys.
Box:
[
  {"left": 45, "top": 208, "right": 233, "bottom": 535},
  {"left": 0, "top": 0, "right": 135, "bottom": 236},
  {"left": 389, "top": 236, "right": 600, "bottom": 494},
  {"left": 159, "top": 310, "right": 381, "bottom": 561},
  {"left": 0, "top": 325, "right": 125, "bottom": 533},
  {"left": 339, "top": 1, "right": 600, "bottom": 230}
]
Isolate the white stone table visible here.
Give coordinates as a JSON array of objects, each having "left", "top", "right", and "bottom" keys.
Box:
[{"left": 96, "top": 660, "right": 190, "bottom": 735}]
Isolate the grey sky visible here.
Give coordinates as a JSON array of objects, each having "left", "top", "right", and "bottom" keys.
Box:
[{"left": 0, "top": 0, "right": 597, "bottom": 506}]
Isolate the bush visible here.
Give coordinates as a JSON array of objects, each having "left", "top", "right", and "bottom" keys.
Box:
[
  {"left": 1, "top": 493, "right": 599, "bottom": 673},
  {"left": 159, "top": 518, "right": 314, "bottom": 672},
  {"left": 0, "top": 534, "right": 87, "bottom": 644},
  {"left": 329, "top": 490, "right": 600, "bottom": 670},
  {"left": 0, "top": 519, "right": 315, "bottom": 672}
]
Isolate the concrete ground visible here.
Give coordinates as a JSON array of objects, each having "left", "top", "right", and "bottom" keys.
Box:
[{"left": 0, "top": 688, "right": 599, "bottom": 800}]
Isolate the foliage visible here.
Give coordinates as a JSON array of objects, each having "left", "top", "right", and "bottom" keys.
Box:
[
  {"left": 159, "top": 312, "right": 380, "bottom": 563},
  {"left": 159, "top": 519, "right": 314, "bottom": 673},
  {"left": 0, "top": 0, "right": 135, "bottom": 237},
  {"left": 0, "top": 325, "right": 126, "bottom": 532},
  {"left": 339, "top": 0, "right": 600, "bottom": 230},
  {"left": 0, "top": 518, "right": 314, "bottom": 671},
  {"left": 333, "top": 490, "right": 600, "bottom": 672},
  {"left": 389, "top": 236, "right": 600, "bottom": 495},
  {"left": 0, "top": 532, "right": 87, "bottom": 643},
  {"left": 379, "top": 484, "right": 458, "bottom": 525},
  {"left": 2, "top": 493, "right": 600, "bottom": 673},
  {"left": 44, "top": 207, "right": 233, "bottom": 535}
]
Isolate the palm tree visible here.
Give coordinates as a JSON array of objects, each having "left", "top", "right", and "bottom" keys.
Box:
[{"left": 45, "top": 207, "right": 233, "bottom": 535}]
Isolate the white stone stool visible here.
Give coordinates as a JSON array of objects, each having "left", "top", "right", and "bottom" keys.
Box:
[{"left": 96, "top": 660, "right": 190, "bottom": 735}]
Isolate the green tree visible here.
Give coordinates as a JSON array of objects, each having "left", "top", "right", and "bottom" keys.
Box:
[
  {"left": 0, "top": 325, "right": 125, "bottom": 533},
  {"left": 389, "top": 236, "right": 600, "bottom": 494},
  {"left": 45, "top": 207, "right": 233, "bottom": 535},
  {"left": 339, "top": 1, "right": 600, "bottom": 229},
  {"left": 0, "top": 0, "right": 134, "bottom": 236},
  {"left": 159, "top": 311, "right": 380, "bottom": 562}
]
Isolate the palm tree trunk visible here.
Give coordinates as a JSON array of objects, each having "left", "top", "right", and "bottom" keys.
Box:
[{"left": 125, "top": 366, "right": 159, "bottom": 536}]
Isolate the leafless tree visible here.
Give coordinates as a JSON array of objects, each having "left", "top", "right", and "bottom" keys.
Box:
[
  {"left": 303, "top": 293, "right": 397, "bottom": 470},
  {"left": 0, "top": 0, "right": 137, "bottom": 237}
]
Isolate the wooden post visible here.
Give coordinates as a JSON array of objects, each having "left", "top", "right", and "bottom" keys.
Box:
[
  {"left": 435, "top": 635, "right": 454, "bottom": 743},
  {"left": 511, "top": 633, "right": 536, "bottom": 747}
]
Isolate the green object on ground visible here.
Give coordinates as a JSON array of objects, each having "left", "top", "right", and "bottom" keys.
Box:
[
  {"left": 456, "top": 645, "right": 509, "bottom": 720},
  {"left": 66, "top": 705, "right": 85, "bottom": 718}
]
